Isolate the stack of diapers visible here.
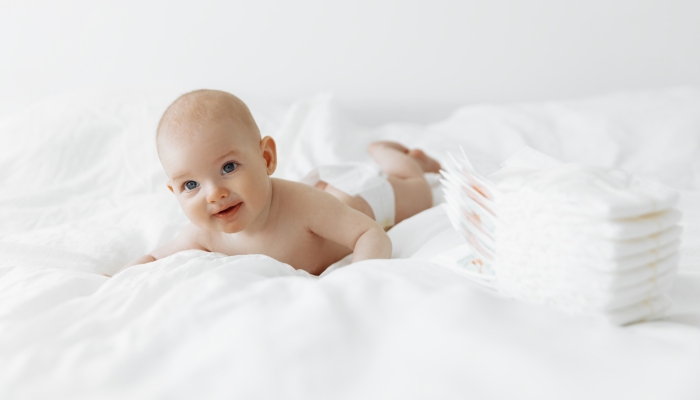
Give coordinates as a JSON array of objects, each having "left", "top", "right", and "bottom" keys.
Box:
[{"left": 439, "top": 147, "right": 682, "bottom": 325}]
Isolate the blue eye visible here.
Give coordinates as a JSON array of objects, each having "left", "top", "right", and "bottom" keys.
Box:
[
  {"left": 222, "top": 162, "right": 238, "bottom": 174},
  {"left": 184, "top": 181, "right": 199, "bottom": 191}
]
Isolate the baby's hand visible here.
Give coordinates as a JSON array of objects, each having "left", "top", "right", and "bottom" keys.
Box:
[
  {"left": 112, "top": 254, "right": 157, "bottom": 277},
  {"left": 110, "top": 224, "right": 205, "bottom": 277}
]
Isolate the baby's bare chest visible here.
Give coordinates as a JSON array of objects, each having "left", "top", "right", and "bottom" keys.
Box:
[{"left": 208, "top": 223, "right": 350, "bottom": 275}]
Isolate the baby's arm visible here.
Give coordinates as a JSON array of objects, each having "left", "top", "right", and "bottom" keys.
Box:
[
  {"left": 305, "top": 188, "right": 392, "bottom": 262},
  {"left": 111, "top": 223, "right": 207, "bottom": 276}
]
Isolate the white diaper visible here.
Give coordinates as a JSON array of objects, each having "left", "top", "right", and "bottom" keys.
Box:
[
  {"left": 301, "top": 162, "right": 396, "bottom": 228},
  {"left": 424, "top": 171, "right": 444, "bottom": 206}
]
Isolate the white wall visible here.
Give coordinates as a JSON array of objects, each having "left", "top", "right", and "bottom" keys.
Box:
[{"left": 1, "top": 0, "right": 699, "bottom": 124}]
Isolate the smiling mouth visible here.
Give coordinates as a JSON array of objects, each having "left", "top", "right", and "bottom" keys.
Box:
[{"left": 214, "top": 203, "right": 242, "bottom": 219}]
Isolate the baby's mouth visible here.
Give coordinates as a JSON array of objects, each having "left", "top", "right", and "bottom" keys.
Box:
[{"left": 214, "top": 202, "right": 242, "bottom": 218}]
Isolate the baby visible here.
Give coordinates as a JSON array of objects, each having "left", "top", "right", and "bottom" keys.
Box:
[{"left": 118, "top": 90, "right": 441, "bottom": 276}]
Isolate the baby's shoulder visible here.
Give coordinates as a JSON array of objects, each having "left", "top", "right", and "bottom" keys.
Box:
[
  {"left": 179, "top": 222, "right": 215, "bottom": 249},
  {"left": 272, "top": 178, "right": 330, "bottom": 209}
]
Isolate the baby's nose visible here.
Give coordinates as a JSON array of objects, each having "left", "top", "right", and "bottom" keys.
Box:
[{"left": 206, "top": 185, "right": 229, "bottom": 203}]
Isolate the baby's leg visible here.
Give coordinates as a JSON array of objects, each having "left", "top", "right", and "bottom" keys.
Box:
[
  {"left": 314, "top": 141, "right": 441, "bottom": 227},
  {"left": 367, "top": 141, "right": 441, "bottom": 176},
  {"left": 367, "top": 141, "right": 441, "bottom": 224}
]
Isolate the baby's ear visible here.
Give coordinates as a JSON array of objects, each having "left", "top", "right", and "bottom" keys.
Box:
[{"left": 260, "top": 136, "right": 277, "bottom": 175}]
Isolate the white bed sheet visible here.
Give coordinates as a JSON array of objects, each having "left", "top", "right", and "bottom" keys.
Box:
[{"left": 1, "top": 87, "right": 699, "bottom": 399}]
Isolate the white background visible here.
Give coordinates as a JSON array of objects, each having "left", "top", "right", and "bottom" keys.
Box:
[{"left": 1, "top": 0, "right": 699, "bottom": 124}]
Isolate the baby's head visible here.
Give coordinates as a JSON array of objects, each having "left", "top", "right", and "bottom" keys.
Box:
[{"left": 157, "top": 89, "right": 277, "bottom": 233}]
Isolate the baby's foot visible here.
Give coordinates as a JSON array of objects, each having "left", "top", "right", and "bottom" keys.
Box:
[
  {"left": 368, "top": 141, "right": 410, "bottom": 154},
  {"left": 408, "top": 149, "right": 442, "bottom": 173}
]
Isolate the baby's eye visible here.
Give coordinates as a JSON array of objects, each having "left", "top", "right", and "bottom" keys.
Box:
[
  {"left": 183, "top": 181, "right": 199, "bottom": 191},
  {"left": 222, "top": 162, "right": 238, "bottom": 174}
]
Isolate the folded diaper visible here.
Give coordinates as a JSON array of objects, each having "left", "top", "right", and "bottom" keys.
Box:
[
  {"left": 563, "top": 252, "right": 679, "bottom": 291},
  {"left": 491, "top": 164, "right": 679, "bottom": 218},
  {"left": 439, "top": 146, "right": 682, "bottom": 325},
  {"left": 503, "top": 239, "right": 681, "bottom": 273},
  {"left": 605, "top": 295, "right": 673, "bottom": 326},
  {"left": 497, "top": 225, "right": 682, "bottom": 260}
]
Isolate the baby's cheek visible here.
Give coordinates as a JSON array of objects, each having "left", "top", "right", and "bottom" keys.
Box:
[{"left": 179, "top": 199, "right": 202, "bottom": 223}]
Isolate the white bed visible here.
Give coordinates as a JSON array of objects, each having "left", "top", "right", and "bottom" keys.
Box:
[{"left": 1, "top": 87, "right": 699, "bottom": 399}]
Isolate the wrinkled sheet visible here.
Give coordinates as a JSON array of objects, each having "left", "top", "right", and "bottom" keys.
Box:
[{"left": 1, "top": 87, "right": 700, "bottom": 399}]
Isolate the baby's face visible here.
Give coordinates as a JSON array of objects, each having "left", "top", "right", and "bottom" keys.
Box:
[{"left": 159, "top": 117, "right": 276, "bottom": 234}]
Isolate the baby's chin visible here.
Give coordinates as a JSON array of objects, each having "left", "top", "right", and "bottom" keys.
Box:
[
  {"left": 187, "top": 219, "right": 245, "bottom": 235},
  {"left": 217, "top": 225, "right": 244, "bottom": 234},
  {"left": 214, "top": 217, "right": 252, "bottom": 234}
]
